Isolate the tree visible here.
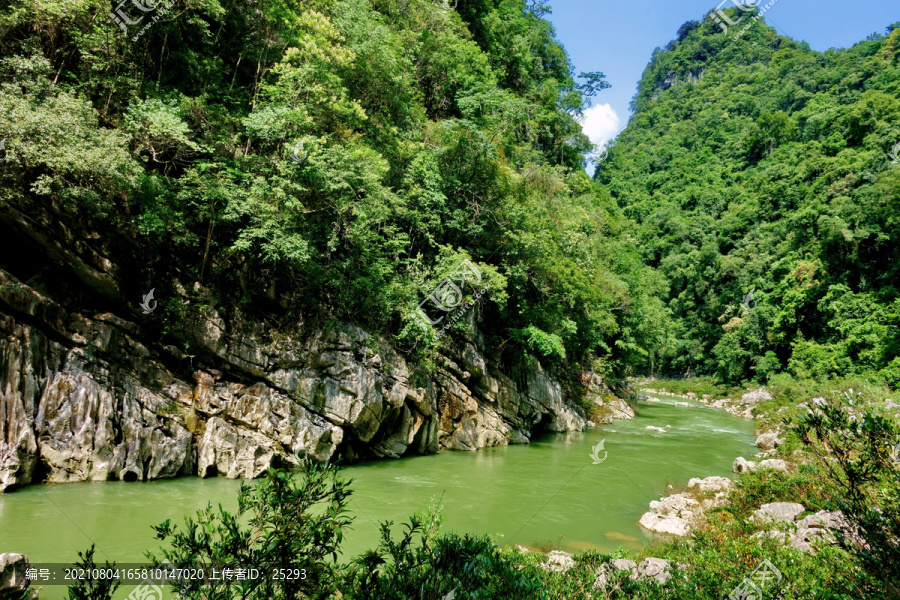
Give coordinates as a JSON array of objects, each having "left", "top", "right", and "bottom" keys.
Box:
[{"left": 147, "top": 461, "right": 352, "bottom": 600}]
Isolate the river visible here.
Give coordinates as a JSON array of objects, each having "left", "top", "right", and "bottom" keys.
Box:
[{"left": 0, "top": 394, "right": 755, "bottom": 598}]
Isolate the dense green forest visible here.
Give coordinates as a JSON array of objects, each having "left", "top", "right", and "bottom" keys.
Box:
[
  {"left": 4, "top": 2, "right": 900, "bottom": 598},
  {"left": 0, "top": 0, "right": 669, "bottom": 384},
  {"left": 596, "top": 11, "right": 900, "bottom": 384},
  {"left": 6, "top": 0, "right": 897, "bottom": 390}
]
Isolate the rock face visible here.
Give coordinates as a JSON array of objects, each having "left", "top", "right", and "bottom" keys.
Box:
[
  {"left": 593, "top": 557, "right": 679, "bottom": 589},
  {"left": 741, "top": 389, "right": 772, "bottom": 404},
  {"left": 750, "top": 506, "right": 858, "bottom": 553},
  {"left": 733, "top": 457, "right": 788, "bottom": 473},
  {"left": 0, "top": 267, "right": 622, "bottom": 492},
  {"left": 542, "top": 550, "right": 576, "bottom": 573},
  {"left": 639, "top": 476, "right": 732, "bottom": 537},
  {"left": 0, "top": 554, "right": 37, "bottom": 600},
  {"left": 753, "top": 502, "right": 805, "bottom": 523},
  {"left": 639, "top": 495, "right": 699, "bottom": 537},
  {"left": 583, "top": 373, "right": 635, "bottom": 424},
  {"left": 755, "top": 431, "right": 785, "bottom": 451}
]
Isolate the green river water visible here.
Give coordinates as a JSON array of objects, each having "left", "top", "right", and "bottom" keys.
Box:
[{"left": 0, "top": 394, "right": 755, "bottom": 598}]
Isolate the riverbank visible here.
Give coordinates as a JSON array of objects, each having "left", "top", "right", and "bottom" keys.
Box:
[
  {"left": 2, "top": 377, "right": 895, "bottom": 599},
  {"left": 0, "top": 391, "right": 755, "bottom": 599},
  {"left": 520, "top": 375, "right": 900, "bottom": 598}
]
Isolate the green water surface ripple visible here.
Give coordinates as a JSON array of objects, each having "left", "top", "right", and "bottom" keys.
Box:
[{"left": 0, "top": 395, "right": 755, "bottom": 598}]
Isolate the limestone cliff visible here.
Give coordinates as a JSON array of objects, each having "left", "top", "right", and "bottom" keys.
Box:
[{"left": 0, "top": 264, "right": 624, "bottom": 492}]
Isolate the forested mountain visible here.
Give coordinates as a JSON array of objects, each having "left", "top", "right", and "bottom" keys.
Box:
[
  {"left": 597, "top": 12, "right": 900, "bottom": 384},
  {"left": 0, "top": 0, "right": 667, "bottom": 384}
]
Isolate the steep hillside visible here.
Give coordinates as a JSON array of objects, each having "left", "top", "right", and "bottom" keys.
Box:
[
  {"left": 0, "top": 0, "right": 657, "bottom": 489},
  {"left": 597, "top": 12, "right": 900, "bottom": 383}
]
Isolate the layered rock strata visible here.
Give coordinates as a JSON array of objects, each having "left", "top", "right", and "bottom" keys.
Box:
[{"left": 0, "top": 267, "right": 619, "bottom": 492}]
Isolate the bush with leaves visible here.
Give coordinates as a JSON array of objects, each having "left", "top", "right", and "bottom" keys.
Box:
[
  {"left": 797, "top": 392, "right": 900, "bottom": 595},
  {"left": 66, "top": 545, "right": 120, "bottom": 600},
  {"left": 146, "top": 461, "right": 352, "bottom": 600}
]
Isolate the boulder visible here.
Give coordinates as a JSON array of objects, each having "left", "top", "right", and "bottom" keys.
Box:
[
  {"left": 639, "top": 494, "right": 699, "bottom": 536},
  {"left": 687, "top": 476, "right": 732, "bottom": 495},
  {"left": 741, "top": 389, "right": 772, "bottom": 404},
  {"left": 755, "top": 431, "right": 785, "bottom": 451},
  {"left": 638, "top": 514, "right": 691, "bottom": 536},
  {"left": 636, "top": 557, "right": 675, "bottom": 585},
  {"left": 594, "top": 557, "right": 678, "bottom": 589},
  {"left": 759, "top": 459, "right": 788, "bottom": 472},
  {"left": 753, "top": 502, "right": 805, "bottom": 523},
  {"left": 797, "top": 510, "right": 846, "bottom": 531},
  {"left": 544, "top": 551, "right": 575, "bottom": 573},
  {"left": 0, "top": 554, "right": 36, "bottom": 600},
  {"left": 733, "top": 457, "right": 757, "bottom": 473},
  {"left": 593, "top": 559, "right": 637, "bottom": 589}
]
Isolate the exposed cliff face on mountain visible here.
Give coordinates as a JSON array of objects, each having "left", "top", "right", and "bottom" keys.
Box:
[{"left": 0, "top": 256, "right": 620, "bottom": 492}]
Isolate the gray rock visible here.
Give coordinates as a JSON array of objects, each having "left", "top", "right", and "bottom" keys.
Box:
[
  {"left": 639, "top": 494, "right": 699, "bottom": 536},
  {"left": 0, "top": 266, "right": 636, "bottom": 493},
  {"left": 544, "top": 550, "right": 575, "bottom": 573},
  {"left": 741, "top": 389, "right": 772, "bottom": 404},
  {"left": 759, "top": 459, "right": 788, "bottom": 472},
  {"left": 755, "top": 431, "right": 785, "bottom": 451},
  {"left": 797, "top": 510, "right": 846, "bottom": 531},
  {"left": 0, "top": 554, "right": 37, "bottom": 600},
  {"left": 636, "top": 557, "right": 674, "bottom": 585},
  {"left": 687, "top": 476, "right": 732, "bottom": 495},
  {"left": 733, "top": 457, "right": 757, "bottom": 473},
  {"left": 638, "top": 514, "right": 691, "bottom": 536},
  {"left": 593, "top": 559, "right": 637, "bottom": 589},
  {"left": 753, "top": 502, "right": 805, "bottom": 523},
  {"left": 594, "top": 557, "right": 677, "bottom": 589}
]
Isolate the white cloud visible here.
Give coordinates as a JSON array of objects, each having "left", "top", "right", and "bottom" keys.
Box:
[{"left": 578, "top": 103, "right": 621, "bottom": 175}]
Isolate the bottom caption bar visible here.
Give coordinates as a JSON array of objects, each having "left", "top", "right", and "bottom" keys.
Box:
[{"left": 24, "top": 564, "right": 308, "bottom": 586}]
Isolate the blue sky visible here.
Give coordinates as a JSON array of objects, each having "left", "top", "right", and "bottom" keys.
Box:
[{"left": 546, "top": 0, "right": 900, "bottom": 162}]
